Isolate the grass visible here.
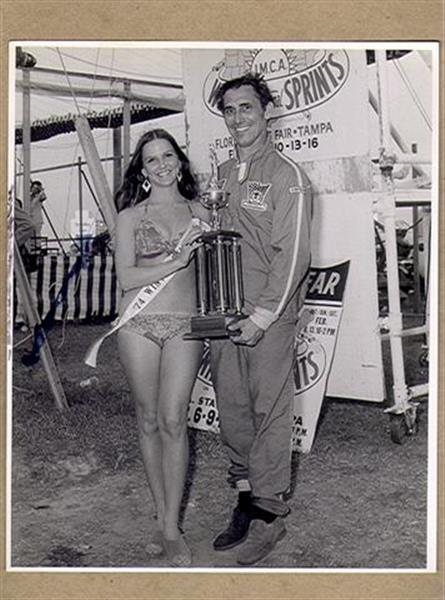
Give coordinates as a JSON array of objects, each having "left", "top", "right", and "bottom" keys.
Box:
[{"left": 10, "top": 312, "right": 431, "bottom": 569}]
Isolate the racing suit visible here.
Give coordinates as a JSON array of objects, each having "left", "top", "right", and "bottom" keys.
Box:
[{"left": 210, "top": 137, "right": 312, "bottom": 516}]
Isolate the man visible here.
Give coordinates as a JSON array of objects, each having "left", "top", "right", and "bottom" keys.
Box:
[
  {"left": 210, "top": 73, "right": 312, "bottom": 565},
  {"left": 29, "top": 180, "right": 46, "bottom": 249},
  {"left": 14, "top": 196, "right": 37, "bottom": 248}
]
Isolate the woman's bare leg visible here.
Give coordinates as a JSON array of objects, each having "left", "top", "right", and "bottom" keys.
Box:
[
  {"left": 118, "top": 329, "right": 166, "bottom": 526},
  {"left": 157, "top": 337, "right": 203, "bottom": 539}
]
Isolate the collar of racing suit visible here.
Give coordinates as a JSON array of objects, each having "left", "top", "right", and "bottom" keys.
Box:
[{"left": 234, "top": 134, "right": 274, "bottom": 184}]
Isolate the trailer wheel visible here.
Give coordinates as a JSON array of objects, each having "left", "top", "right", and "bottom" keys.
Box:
[
  {"left": 419, "top": 349, "right": 429, "bottom": 369},
  {"left": 389, "top": 410, "right": 419, "bottom": 444},
  {"left": 389, "top": 414, "right": 407, "bottom": 444}
]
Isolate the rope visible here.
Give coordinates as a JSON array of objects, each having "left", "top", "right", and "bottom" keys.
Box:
[
  {"left": 58, "top": 312, "right": 68, "bottom": 349},
  {"left": 51, "top": 48, "right": 182, "bottom": 82},
  {"left": 393, "top": 61, "right": 432, "bottom": 131},
  {"left": 61, "top": 143, "right": 80, "bottom": 237},
  {"left": 56, "top": 48, "right": 82, "bottom": 116},
  {"left": 21, "top": 255, "right": 83, "bottom": 366},
  {"left": 56, "top": 48, "right": 84, "bottom": 247},
  {"left": 87, "top": 47, "right": 101, "bottom": 112}
]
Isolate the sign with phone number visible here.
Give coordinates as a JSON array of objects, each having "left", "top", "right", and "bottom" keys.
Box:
[
  {"left": 188, "top": 344, "right": 220, "bottom": 433},
  {"left": 187, "top": 262, "right": 350, "bottom": 454},
  {"left": 188, "top": 391, "right": 219, "bottom": 431}
]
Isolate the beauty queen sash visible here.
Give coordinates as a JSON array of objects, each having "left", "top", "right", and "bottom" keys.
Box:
[{"left": 85, "top": 218, "right": 206, "bottom": 368}]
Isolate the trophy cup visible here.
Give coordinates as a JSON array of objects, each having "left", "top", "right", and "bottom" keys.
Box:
[{"left": 184, "top": 147, "right": 246, "bottom": 339}]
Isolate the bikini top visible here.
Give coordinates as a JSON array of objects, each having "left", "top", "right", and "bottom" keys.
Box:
[{"left": 134, "top": 203, "right": 194, "bottom": 259}]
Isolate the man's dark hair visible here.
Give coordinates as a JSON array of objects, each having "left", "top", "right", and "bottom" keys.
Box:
[{"left": 215, "top": 72, "right": 275, "bottom": 113}]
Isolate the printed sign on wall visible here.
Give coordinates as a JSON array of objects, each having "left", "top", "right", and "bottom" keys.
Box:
[
  {"left": 182, "top": 47, "right": 369, "bottom": 171},
  {"left": 292, "top": 260, "right": 350, "bottom": 452}
]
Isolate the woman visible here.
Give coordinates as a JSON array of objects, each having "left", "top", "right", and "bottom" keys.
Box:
[{"left": 114, "top": 129, "right": 205, "bottom": 567}]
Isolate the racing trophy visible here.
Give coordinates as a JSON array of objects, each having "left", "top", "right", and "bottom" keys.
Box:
[{"left": 184, "top": 148, "right": 246, "bottom": 339}]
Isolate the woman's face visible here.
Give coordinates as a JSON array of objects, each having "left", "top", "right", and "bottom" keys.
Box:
[{"left": 141, "top": 138, "right": 181, "bottom": 188}]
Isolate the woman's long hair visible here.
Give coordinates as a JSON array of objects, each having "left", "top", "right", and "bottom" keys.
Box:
[{"left": 114, "top": 128, "right": 198, "bottom": 212}]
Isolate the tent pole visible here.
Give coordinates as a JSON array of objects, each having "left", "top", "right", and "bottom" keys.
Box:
[
  {"left": 375, "top": 50, "right": 410, "bottom": 410},
  {"left": 22, "top": 68, "right": 31, "bottom": 213},
  {"left": 78, "top": 156, "right": 83, "bottom": 254},
  {"left": 368, "top": 90, "right": 428, "bottom": 179},
  {"left": 113, "top": 127, "right": 122, "bottom": 195},
  {"left": 123, "top": 80, "right": 131, "bottom": 171}
]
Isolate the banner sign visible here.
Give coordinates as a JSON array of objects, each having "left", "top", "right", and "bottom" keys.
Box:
[
  {"left": 292, "top": 260, "right": 350, "bottom": 452},
  {"left": 182, "top": 48, "right": 369, "bottom": 171},
  {"left": 188, "top": 343, "right": 219, "bottom": 433},
  {"left": 187, "top": 261, "right": 350, "bottom": 454},
  {"left": 14, "top": 254, "right": 118, "bottom": 324}
]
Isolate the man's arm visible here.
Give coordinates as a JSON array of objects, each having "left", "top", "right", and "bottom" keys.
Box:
[{"left": 250, "top": 163, "right": 312, "bottom": 330}]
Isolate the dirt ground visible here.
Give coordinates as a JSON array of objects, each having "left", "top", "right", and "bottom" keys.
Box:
[{"left": 10, "top": 319, "right": 430, "bottom": 570}]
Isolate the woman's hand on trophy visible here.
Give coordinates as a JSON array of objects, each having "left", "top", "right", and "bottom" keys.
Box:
[
  {"left": 174, "top": 242, "right": 197, "bottom": 267},
  {"left": 173, "top": 226, "right": 203, "bottom": 267}
]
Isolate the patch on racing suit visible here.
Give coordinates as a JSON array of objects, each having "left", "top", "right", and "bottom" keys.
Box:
[{"left": 241, "top": 180, "right": 271, "bottom": 212}]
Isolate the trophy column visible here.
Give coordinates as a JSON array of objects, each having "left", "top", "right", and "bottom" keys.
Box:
[
  {"left": 185, "top": 229, "right": 246, "bottom": 340},
  {"left": 184, "top": 181, "right": 246, "bottom": 340}
]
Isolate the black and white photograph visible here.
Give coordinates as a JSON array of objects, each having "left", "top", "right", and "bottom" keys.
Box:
[{"left": 7, "top": 41, "right": 439, "bottom": 573}]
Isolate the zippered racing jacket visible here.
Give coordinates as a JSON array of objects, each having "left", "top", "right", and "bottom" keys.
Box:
[{"left": 219, "top": 138, "right": 313, "bottom": 330}]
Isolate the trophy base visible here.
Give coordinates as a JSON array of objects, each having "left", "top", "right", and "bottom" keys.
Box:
[{"left": 183, "top": 314, "right": 247, "bottom": 340}]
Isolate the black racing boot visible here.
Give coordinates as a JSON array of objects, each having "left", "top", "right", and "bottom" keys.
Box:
[{"left": 213, "top": 492, "right": 252, "bottom": 551}]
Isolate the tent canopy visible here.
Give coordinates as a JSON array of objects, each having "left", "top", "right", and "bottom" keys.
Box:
[{"left": 15, "top": 45, "right": 185, "bottom": 127}]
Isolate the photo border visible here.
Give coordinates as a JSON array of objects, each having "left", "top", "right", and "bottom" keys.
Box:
[{"left": 1, "top": 2, "right": 443, "bottom": 599}]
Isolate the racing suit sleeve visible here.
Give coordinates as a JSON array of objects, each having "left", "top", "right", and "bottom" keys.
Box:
[{"left": 250, "top": 164, "right": 312, "bottom": 330}]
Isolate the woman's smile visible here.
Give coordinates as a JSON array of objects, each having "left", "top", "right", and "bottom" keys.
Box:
[{"left": 142, "top": 138, "right": 181, "bottom": 187}]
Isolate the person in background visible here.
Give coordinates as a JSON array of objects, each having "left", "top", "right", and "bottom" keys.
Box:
[
  {"left": 14, "top": 193, "right": 41, "bottom": 273},
  {"left": 13, "top": 195, "right": 39, "bottom": 331},
  {"left": 114, "top": 128, "right": 206, "bottom": 567},
  {"left": 14, "top": 196, "right": 36, "bottom": 249},
  {"left": 210, "top": 73, "right": 313, "bottom": 566},
  {"left": 29, "top": 180, "right": 46, "bottom": 251}
]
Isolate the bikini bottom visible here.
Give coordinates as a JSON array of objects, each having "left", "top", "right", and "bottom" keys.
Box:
[{"left": 121, "top": 312, "right": 191, "bottom": 348}]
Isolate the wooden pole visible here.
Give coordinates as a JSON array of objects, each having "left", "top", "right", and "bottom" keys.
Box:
[
  {"left": 22, "top": 68, "right": 31, "bottom": 213},
  {"left": 14, "top": 241, "right": 69, "bottom": 410},
  {"left": 74, "top": 116, "right": 116, "bottom": 234}
]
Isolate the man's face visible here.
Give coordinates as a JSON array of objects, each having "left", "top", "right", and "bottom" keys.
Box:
[{"left": 222, "top": 85, "right": 269, "bottom": 157}]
